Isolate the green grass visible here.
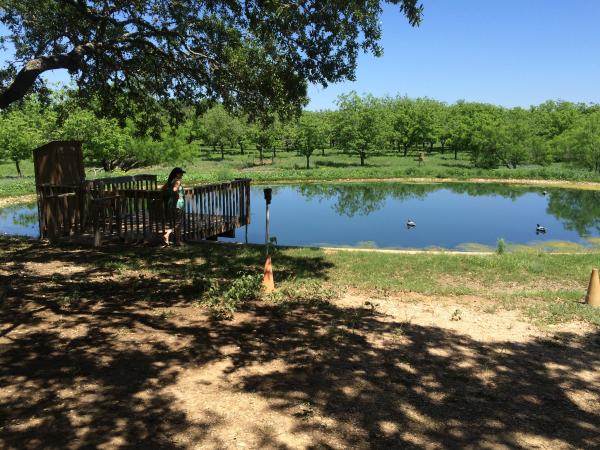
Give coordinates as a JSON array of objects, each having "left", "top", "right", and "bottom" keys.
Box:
[
  {"left": 2, "top": 147, "right": 600, "bottom": 198},
  {"left": 1, "top": 236, "right": 599, "bottom": 326}
]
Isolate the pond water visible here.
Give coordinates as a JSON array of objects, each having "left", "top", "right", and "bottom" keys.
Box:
[
  {"left": 0, "top": 202, "right": 39, "bottom": 238},
  {"left": 2, "top": 183, "right": 600, "bottom": 250}
]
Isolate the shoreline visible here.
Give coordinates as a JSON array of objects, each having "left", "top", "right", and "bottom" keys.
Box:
[
  {"left": 255, "top": 176, "right": 600, "bottom": 190},
  {"left": 0, "top": 193, "right": 36, "bottom": 208},
  {"left": 1, "top": 176, "right": 600, "bottom": 207}
]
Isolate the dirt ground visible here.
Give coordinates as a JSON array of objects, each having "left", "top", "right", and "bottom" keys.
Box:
[{"left": 1, "top": 243, "right": 599, "bottom": 449}]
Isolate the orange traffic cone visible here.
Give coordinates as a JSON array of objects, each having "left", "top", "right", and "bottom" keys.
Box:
[
  {"left": 585, "top": 268, "right": 600, "bottom": 307},
  {"left": 263, "top": 255, "right": 275, "bottom": 293}
]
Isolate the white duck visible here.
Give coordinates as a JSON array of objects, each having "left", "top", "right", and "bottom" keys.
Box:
[{"left": 406, "top": 219, "right": 416, "bottom": 228}]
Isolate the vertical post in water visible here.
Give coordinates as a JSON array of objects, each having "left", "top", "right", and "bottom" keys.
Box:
[
  {"left": 265, "top": 206, "right": 270, "bottom": 254},
  {"left": 264, "top": 188, "right": 272, "bottom": 254}
]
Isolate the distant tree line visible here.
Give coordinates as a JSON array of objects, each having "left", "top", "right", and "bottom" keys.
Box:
[{"left": 1, "top": 89, "right": 600, "bottom": 176}]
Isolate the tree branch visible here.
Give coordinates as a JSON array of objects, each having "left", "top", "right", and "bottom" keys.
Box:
[{"left": 0, "top": 43, "right": 96, "bottom": 109}]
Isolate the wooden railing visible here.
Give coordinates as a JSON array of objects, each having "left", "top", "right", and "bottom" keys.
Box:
[
  {"left": 88, "top": 174, "right": 158, "bottom": 191},
  {"left": 112, "top": 178, "right": 251, "bottom": 241},
  {"left": 36, "top": 176, "right": 251, "bottom": 244}
]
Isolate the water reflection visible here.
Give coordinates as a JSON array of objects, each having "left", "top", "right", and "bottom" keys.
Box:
[
  {"left": 546, "top": 189, "right": 600, "bottom": 235},
  {"left": 296, "top": 183, "right": 600, "bottom": 237},
  {"left": 0, "top": 202, "right": 38, "bottom": 237},
  {"left": 298, "top": 183, "right": 437, "bottom": 217},
  {"left": 2, "top": 184, "right": 600, "bottom": 248}
]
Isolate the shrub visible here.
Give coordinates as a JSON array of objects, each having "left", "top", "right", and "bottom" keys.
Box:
[
  {"left": 197, "top": 272, "right": 262, "bottom": 318},
  {"left": 496, "top": 238, "right": 506, "bottom": 255},
  {"left": 496, "top": 239, "right": 506, "bottom": 255}
]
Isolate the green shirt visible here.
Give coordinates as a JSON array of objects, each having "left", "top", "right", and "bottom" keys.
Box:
[{"left": 168, "top": 182, "right": 184, "bottom": 209}]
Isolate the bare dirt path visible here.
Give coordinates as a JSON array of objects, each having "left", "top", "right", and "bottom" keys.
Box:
[{"left": 1, "top": 246, "right": 598, "bottom": 450}]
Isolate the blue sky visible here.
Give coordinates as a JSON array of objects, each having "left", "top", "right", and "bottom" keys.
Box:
[
  {"left": 2, "top": 0, "right": 600, "bottom": 110},
  {"left": 308, "top": 0, "right": 600, "bottom": 110}
]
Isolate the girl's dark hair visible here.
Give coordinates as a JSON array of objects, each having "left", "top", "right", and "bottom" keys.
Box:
[{"left": 163, "top": 167, "right": 184, "bottom": 191}]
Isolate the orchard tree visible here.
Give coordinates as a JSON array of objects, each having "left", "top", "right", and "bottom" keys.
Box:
[
  {"left": 251, "top": 121, "right": 278, "bottom": 163},
  {"left": 499, "top": 108, "right": 537, "bottom": 169},
  {"left": 468, "top": 105, "right": 507, "bottom": 169},
  {"left": 448, "top": 101, "right": 499, "bottom": 162},
  {"left": 418, "top": 98, "right": 445, "bottom": 152},
  {"left": 201, "top": 105, "right": 236, "bottom": 159},
  {"left": 0, "top": 96, "right": 54, "bottom": 176},
  {"left": 412, "top": 97, "right": 437, "bottom": 151},
  {"left": 280, "top": 120, "right": 299, "bottom": 154},
  {"left": 318, "top": 110, "right": 336, "bottom": 154},
  {"left": 388, "top": 96, "right": 419, "bottom": 156},
  {"left": 334, "top": 92, "right": 386, "bottom": 166},
  {"left": 558, "top": 112, "right": 600, "bottom": 173},
  {"left": 297, "top": 111, "right": 328, "bottom": 169},
  {"left": 57, "top": 107, "right": 133, "bottom": 171},
  {"left": 0, "top": 0, "right": 423, "bottom": 129},
  {"left": 229, "top": 115, "right": 250, "bottom": 155},
  {"left": 531, "top": 100, "right": 582, "bottom": 141},
  {"left": 437, "top": 105, "right": 452, "bottom": 154}
]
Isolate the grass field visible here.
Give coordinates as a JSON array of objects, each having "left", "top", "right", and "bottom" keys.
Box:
[{"left": 2, "top": 146, "right": 600, "bottom": 198}]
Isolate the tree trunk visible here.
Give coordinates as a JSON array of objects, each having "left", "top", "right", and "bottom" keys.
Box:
[
  {"left": 272, "top": 147, "right": 276, "bottom": 159},
  {"left": 454, "top": 148, "right": 458, "bottom": 160},
  {"left": 259, "top": 147, "right": 263, "bottom": 163},
  {"left": 220, "top": 143, "right": 224, "bottom": 160},
  {"left": 428, "top": 142, "right": 434, "bottom": 154},
  {"left": 14, "top": 159, "right": 22, "bottom": 177},
  {"left": 321, "top": 147, "right": 325, "bottom": 156},
  {"left": 360, "top": 151, "right": 365, "bottom": 166},
  {"left": 306, "top": 154, "right": 310, "bottom": 169},
  {"left": 239, "top": 142, "right": 244, "bottom": 155},
  {"left": 440, "top": 140, "right": 445, "bottom": 154},
  {"left": 403, "top": 145, "right": 409, "bottom": 157}
]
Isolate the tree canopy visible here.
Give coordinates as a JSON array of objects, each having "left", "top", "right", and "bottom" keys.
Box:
[{"left": 0, "top": 0, "right": 423, "bottom": 129}]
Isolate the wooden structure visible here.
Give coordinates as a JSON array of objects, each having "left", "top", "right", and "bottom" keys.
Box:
[{"left": 34, "top": 141, "right": 251, "bottom": 245}]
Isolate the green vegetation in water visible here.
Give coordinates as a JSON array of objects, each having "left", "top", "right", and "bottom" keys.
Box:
[{"left": 456, "top": 242, "right": 493, "bottom": 253}]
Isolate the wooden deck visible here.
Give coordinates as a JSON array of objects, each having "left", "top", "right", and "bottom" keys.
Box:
[{"left": 37, "top": 175, "right": 251, "bottom": 245}]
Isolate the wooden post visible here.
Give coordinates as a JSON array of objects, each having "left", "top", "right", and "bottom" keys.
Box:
[
  {"left": 263, "top": 187, "right": 274, "bottom": 293},
  {"left": 263, "top": 188, "right": 272, "bottom": 255}
]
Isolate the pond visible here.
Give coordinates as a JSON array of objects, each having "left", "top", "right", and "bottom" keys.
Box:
[{"left": 2, "top": 183, "right": 600, "bottom": 250}]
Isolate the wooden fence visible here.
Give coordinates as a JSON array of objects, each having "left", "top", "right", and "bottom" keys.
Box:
[{"left": 36, "top": 175, "right": 251, "bottom": 244}]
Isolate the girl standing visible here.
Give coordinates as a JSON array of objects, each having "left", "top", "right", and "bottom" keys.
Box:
[{"left": 162, "top": 167, "right": 186, "bottom": 246}]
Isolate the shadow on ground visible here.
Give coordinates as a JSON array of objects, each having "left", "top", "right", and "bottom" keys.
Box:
[{"left": 1, "top": 238, "right": 599, "bottom": 448}]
